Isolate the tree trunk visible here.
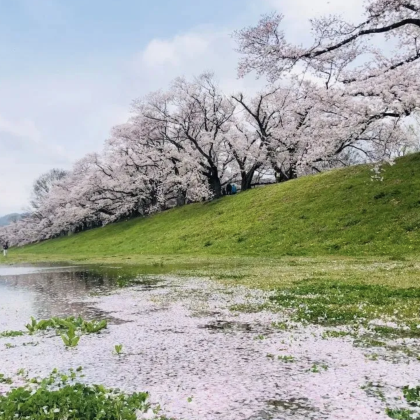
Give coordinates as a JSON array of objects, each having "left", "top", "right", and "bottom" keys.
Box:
[
  {"left": 176, "top": 190, "right": 187, "bottom": 206},
  {"left": 275, "top": 169, "right": 289, "bottom": 183},
  {"left": 288, "top": 161, "right": 298, "bottom": 180},
  {"left": 206, "top": 165, "right": 222, "bottom": 198},
  {"left": 274, "top": 160, "right": 298, "bottom": 183},
  {"left": 241, "top": 165, "right": 258, "bottom": 191},
  {"left": 208, "top": 175, "right": 222, "bottom": 198}
]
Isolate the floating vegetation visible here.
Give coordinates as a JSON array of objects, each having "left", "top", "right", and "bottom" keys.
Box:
[
  {"left": 23, "top": 316, "right": 107, "bottom": 348},
  {"left": 278, "top": 355, "right": 295, "bottom": 363},
  {"left": 0, "top": 374, "right": 12, "bottom": 385},
  {"left": 83, "top": 319, "right": 108, "bottom": 334},
  {"left": 114, "top": 344, "right": 123, "bottom": 355},
  {"left": 387, "top": 385, "right": 420, "bottom": 419},
  {"left": 321, "top": 330, "right": 351, "bottom": 339},
  {"left": 254, "top": 334, "right": 266, "bottom": 340},
  {"left": 60, "top": 328, "right": 80, "bottom": 348},
  {"left": 4, "top": 343, "right": 15, "bottom": 349},
  {"left": 0, "top": 331, "right": 24, "bottom": 338},
  {"left": 25, "top": 316, "right": 107, "bottom": 335},
  {"left": 271, "top": 321, "right": 294, "bottom": 331},
  {"left": 0, "top": 368, "right": 168, "bottom": 420},
  {"left": 309, "top": 363, "right": 328, "bottom": 373}
]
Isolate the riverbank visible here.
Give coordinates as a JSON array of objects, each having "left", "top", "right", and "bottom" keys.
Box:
[
  {"left": 4, "top": 254, "right": 420, "bottom": 340},
  {"left": 2, "top": 253, "right": 420, "bottom": 288}
]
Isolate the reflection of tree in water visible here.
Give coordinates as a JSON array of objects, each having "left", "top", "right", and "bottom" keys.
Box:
[{"left": 0, "top": 269, "right": 118, "bottom": 320}]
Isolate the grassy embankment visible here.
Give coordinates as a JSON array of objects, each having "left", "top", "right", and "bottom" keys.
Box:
[{"left": 7, "top": 152, "right": 420, "bottom": 262}]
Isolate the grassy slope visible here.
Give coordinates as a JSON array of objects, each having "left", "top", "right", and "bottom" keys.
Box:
[{"left": 12, "top": 153, "right": 420, "bottom": 260}]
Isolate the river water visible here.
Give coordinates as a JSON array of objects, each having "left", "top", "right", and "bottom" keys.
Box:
[{"left": 0, "top": 265, "right": 418, "bottom": 420}]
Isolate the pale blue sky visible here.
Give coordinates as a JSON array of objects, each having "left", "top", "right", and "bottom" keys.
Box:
[
  {"left": 0, "top": 0, "right": 364, "bottom": 215},
  {"left": 0, "top": 0, "right": 249, "bottom": 74}
]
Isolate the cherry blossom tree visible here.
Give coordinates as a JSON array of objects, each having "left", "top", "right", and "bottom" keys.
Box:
[
  {"left": 234, "top": 1, "right": 420, "bottom": 170},
  {"left": 232, "top": 81, "right": 316, "bottom": 181},
  {"left": 136, "top": 73, "right": 266, "bottom": 196},
  {"left": 135, "top": 74, "right": 234, "bottom": 198},
  {"left": 235, "top": 1, "right": 420, "bottom": 86},
  {"left": 106, "top": 120, "right": 211, "bottom": 212},
  {"left": 30, "top": 168, "right": 68, "bottom": 211}
]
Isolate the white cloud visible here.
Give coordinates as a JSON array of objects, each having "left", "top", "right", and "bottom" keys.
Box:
[
  {"left": 142, "top": 34, "right": 212, "bottom": 68},
  {"left": 133, "top": 28, "right": 266, "bottom": 98},
  {"left": 0, "top": 116, "right": 41, "bottom": 142}
]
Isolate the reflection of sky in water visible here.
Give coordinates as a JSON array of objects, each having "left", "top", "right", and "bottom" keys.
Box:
[
  {"left": 0, "top": 266, "right": 78, "bottom": 276},
  {"left": 0, "top": 283, "right": 37, "bottom": 331},
  {"left": 0, "top": 265, "right": 116, "bottom": 325}
]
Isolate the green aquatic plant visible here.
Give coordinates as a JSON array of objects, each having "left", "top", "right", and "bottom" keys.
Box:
[
  {"left": 4, "top": 343, "right": 15, "bottom": 349},
  {"left": 82, "top": 319, "right": 107, "bottom": 334},
  {"left": 0, "top": 374, "right": 12, "bottom": 384},
  {"left": 25, "top": 316, "right": 107, "bottom": 335},
  {"left": 60, "top": 328, "right": 80, "bottom": 348},
  {"left": 254, "top": 334, "right": 265, "bottom": 340},
  {"left": 0, "top": 330, "right": 24, "bottom": 338},
  {"left": 322, "top": 330, "right": 351, "bottom": 339},
  {"left": 270, "top": 281, "right": 420, "bottom": 329},
  {"left": 0, "top": 368, "right": 162, "bottom": 420},
  {"left": 278, "top": 355, "right": 295, "bottom": 363},
  {"left": 25, "top": 317, "right": 58, "bottom": 334},
  {"left": 271, "top": 321, "right": 292, "bottom": 331},
  {"left": 24, "top": 316, "right": 107, "bottom": 348},
  {"left": 25, "top": 317, "right": 38, "bottom": 334},
  {"left": 309, "top": 363, "right": 328, "bottom": 373},
  {"left": 387, "top": 385, "right": 420, "bottom": 419},
  {"left": 114, "top": 344, "right": 123, "bottom": 355}
]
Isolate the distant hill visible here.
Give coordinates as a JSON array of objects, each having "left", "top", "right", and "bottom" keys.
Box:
[{"left": 0, "top": 213, "right": 28, "bottom": 227}]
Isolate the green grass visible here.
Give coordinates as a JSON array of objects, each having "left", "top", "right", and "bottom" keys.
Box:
[
  {"left": 5, "top": 153, "right": 420, "bottom": 262},
  {"left": 269, "top": 280, "right": 420, "bottom": 327}
]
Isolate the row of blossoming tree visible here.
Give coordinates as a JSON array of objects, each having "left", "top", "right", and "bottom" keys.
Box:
[{"left": 2, "top": 0, "right": 420, "bottom": 246}]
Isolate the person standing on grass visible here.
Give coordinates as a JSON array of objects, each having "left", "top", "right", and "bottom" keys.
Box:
[
  {"left": 226, "top": 183, "right": 232, "bottom": 195},
  {"left": 3, "top": 242, "right": 8, "bottom": 257}
]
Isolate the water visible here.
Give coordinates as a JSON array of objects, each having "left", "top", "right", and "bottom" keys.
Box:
[
  {"left": 0, "top": 265, "right": 120, "bottom": 332},
  {"left": 0, "top": 265, "right": 418, "bottom": 420}
]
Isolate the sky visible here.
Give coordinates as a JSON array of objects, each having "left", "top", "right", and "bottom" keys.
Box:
[{"left": 0, "top": 0, "right": 365, "bottom": 216}]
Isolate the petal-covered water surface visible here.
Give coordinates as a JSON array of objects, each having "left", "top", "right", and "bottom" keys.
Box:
[{"left": 0, "top": 265, "right": 418, "bottom": 420}]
